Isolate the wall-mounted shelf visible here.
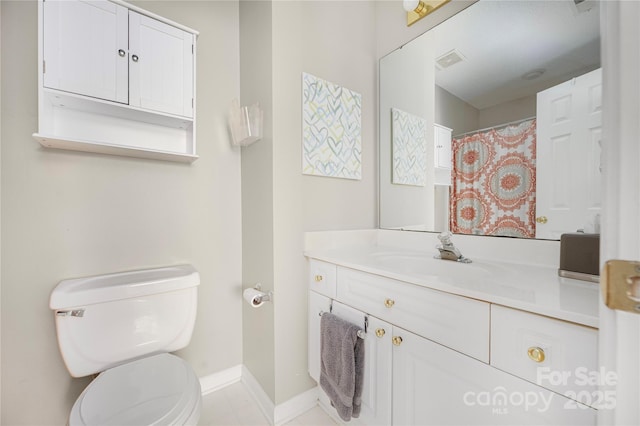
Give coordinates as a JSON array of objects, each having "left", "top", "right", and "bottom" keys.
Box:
[
  {"left": 44, "top": 89, "right": 193, "bottom": 129},
  {"left": 33, "top": 133, "right": 199, "bottom": 163}
]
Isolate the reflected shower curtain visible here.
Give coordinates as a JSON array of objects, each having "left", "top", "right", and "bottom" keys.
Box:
[{"left": 450, "top": 119, "right": 537, "bottom": 238}]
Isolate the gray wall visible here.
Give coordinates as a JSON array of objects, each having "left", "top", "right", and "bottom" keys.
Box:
[
  {"left": 435, "top": 85, "right": 479, "bottom": 136},
  {"left": 240, "top": 0, "right": 276, "bottom": 402},
  {"left": 0, "top": 0, "right": 494, "bottom": 422},
  {"left": 1, "top": 1, "right": 243, "bottom": 424},
  {"left": 241, "top": 0, "right": 380, "bottom": 406},
  {"left": 478, "top": 94, "right": 537, "bottom": 129},
  {"left": 379, "top": 33, "right": 436, "bottom": 230},
  {"left": 270, "top": 1, "right": 378, "bottom": 403}
]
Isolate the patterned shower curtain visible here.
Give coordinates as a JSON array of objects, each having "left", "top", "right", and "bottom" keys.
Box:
[{"left": 450, "top": 119, "right": 537, "bottom": 238}]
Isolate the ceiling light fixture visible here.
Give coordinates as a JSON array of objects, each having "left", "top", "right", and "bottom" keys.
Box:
[{"left": 403, "top": 0, "right": 451, "bottom": 27}]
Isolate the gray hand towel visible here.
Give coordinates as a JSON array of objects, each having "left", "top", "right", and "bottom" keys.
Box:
[{"left": 319, "top": 312, "right": 365, "bottom": 422}]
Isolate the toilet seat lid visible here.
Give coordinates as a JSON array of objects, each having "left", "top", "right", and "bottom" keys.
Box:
[{"left": 70, "top": 353, "right": 201, "bottom": 426}]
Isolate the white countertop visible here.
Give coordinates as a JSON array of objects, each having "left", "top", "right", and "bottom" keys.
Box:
[{"left": 305, "top": 244, "right": 599, "bottom": 328}]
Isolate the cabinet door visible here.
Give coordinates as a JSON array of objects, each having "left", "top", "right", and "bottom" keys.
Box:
[
  {"left": 434, "top": 124, "right": 452, "bottom": 169},
  {"left": 43, "top": 0, "right": 128, "bottom": 103},
  {"left": 434, "top": 124, "right": 452, "bottom": 185},
  {"left": 392, "top": 327, "right": 595, "bottom": 426},
  {"left": 129, "top": 11, "right": 194, "bottom": 118},
  {"left": 329, "top": 302, "right": 392, "bottom": 426},
  {"left": 310, "top": 297, "right": 393, "bottom": 425},
  {"left": 308, "top": 291, "right": 331, "bottom": 383}
]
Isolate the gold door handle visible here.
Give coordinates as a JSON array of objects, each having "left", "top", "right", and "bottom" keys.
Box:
[
  {"left": 602, "top": 260, "right": 640, "bottom": 313},
  {"left": 375, "top": 328, "right": 386, "bottom": 338},
  {"left": 392, "top": 336, "right": 403, "bottom": 346},
  {"left": 384, "top": 298, "right": 395, "bottom": 308},
  {"left": 536, "top": 216, "right": 548, "bottom": 224},
  {"left": 527, "top": 346, "right": 546, "bottom": 363},
  {"left": 314, "top": 275, "right": 323, "bottom": 282}
]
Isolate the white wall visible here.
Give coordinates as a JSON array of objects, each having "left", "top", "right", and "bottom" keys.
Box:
[
  {"left": 270, "top": 1, "right": 378, "bottom": 404},
  {"left": 0, "top": 1, "right": 242, "bottom": 424}
]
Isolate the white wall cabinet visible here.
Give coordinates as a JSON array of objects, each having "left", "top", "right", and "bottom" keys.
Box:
[
  {"left": 308, "top": 259, "right": 597, "bottom": 425},
  {"left": 128, "top": 11, "right": 194, "bottom": 117},
  {"left": 43, "top": 0, "right": 129, "bottom": 104},
  {"left": 434, "top": 123, "right": 452, "bottom": 185},
  {"left": 35, "top": 0, "right": 198, "bottom": 162}
]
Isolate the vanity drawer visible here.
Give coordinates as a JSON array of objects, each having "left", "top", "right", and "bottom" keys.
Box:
[
  {"left": 308, "top": 259, "right": 337, "bottom": 298},
  {"left": 337, "top": 267, "right": 490, "bottom": 362},
  {"left": 491, "top": 305, "right": 599, "bottom": 404}
]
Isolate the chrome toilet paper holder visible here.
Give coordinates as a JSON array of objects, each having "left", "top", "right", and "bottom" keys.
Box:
[{"left": 253, "top": 283, "right": 272, "bottom": 303}]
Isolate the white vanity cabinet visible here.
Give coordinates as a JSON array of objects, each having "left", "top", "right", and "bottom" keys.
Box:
[
  {"left": 392, "top": 326, "right": 595, "bottom": 426},
  {"left": 36, "top": 0, "right": 198, "bottom": 162},
  {"left": 308, "top": 259, "right": 597, "bottom": 425}
]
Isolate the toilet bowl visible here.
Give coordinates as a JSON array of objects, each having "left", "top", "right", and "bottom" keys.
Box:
[
  {"left": 69, "top": 354, "right": 201, "bottom": 426},
  {"left": 50, "top": 265, "right": 202, "bottom": 426}
]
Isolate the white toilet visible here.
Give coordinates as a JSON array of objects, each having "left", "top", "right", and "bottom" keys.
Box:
[{"left": 49, "top": 265, "right": 202, "bottom": 425}]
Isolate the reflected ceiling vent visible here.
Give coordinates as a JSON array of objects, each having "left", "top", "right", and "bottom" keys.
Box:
[{"left": 435, "top": 49, "right": 466, "bottom": 70}]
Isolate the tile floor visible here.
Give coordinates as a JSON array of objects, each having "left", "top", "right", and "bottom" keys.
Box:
[{"left": 199, "top": 381, "right": 337, "bottom": 426}]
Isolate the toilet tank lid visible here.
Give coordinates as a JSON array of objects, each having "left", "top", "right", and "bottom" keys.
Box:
[{"left": 50, "top": 265, "right": 200, "bottom": 310}]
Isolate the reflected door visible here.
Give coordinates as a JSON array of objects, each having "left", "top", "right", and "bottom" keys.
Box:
[{"left": 535, "top": 68, "right": 602, "bottom": 239}]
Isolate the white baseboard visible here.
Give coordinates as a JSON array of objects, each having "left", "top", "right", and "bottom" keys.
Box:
[
  {"left": 200, "top": 365, "right": 320, "bottom": 426},
  {"left": 241, "top": 365, "right": 276, "bottom": 425},
  {"left": 274, "top": 386, "right": 319, "bottom": 426},
  {"left": 199, "top": 364, "right": 242, "bottom": 396}
]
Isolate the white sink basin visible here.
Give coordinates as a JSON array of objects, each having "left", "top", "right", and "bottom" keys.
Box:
[
  {"left": 369, "top": 251, "right": 534, "bottom": 301},
  {"left": 371, "top": 251, "right": 489, "bottom": 279}
]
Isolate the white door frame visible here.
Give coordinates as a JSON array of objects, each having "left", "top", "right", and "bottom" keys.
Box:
[{"left": 600, "top": 1, "right": 640, "bottom": 424}]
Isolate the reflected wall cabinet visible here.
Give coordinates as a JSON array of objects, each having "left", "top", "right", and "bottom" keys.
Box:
[
  {"left": 34, "top": 0, "right": 199, "bottom": 163},
  {"left": 434, "top": 123, "right": 452, "bottom": 185}
]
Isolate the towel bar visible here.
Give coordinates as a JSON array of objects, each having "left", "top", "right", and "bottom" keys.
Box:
[{"left": 319, "top": 310, "right": 366, "bottom": 339}]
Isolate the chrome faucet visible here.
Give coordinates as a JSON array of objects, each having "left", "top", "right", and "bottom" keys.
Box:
[{"left": 435, "top": 231, "right": 472, "bottom": 263}]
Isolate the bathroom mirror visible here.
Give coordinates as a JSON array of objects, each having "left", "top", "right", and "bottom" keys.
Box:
[{"left": 379, "top": 0, "right": 601, "bottom": 240}]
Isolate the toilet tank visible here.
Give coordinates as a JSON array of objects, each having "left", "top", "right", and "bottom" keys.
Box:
[{"left": 50, "top": 265, "right": 199, "bottom": 377}]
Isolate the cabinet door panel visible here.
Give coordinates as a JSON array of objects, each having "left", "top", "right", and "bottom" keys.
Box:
[
  {"left": 308, "top": 291, "right": 331, "bottom": 383},
  {"left": 393, "top": 327, "right": 595, "bottom": 426},
  {"left": 129, "top": 11, "right": 194, "bottom": 117},
  {"left": 43, "top": 0, "right": 128, "bottom": 103},
  {"left": 310, "top": 297, "right": 393, "bottom": 426},
  {"left": 330, "top": 302, "right": 392, "bottom": 426}
]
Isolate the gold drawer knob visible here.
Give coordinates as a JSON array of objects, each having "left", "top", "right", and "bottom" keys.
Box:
[
  {"left": 384, "top": 298, "right": 395, "bottom": 308},
  {"left": 375, "top": 328, "right": 386, "bottom": 338},
  {"left": 392, "top": 336, "right": 403, "bottom": 346},
  {"left": 314, "top": 275, "right": 323, "bottom": 282},
  {"left": 536, "top": 216, "right": 548, "bottom": 224},
  {"left": 527, "top": 346, "right": 546, "bottom": 363}
]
